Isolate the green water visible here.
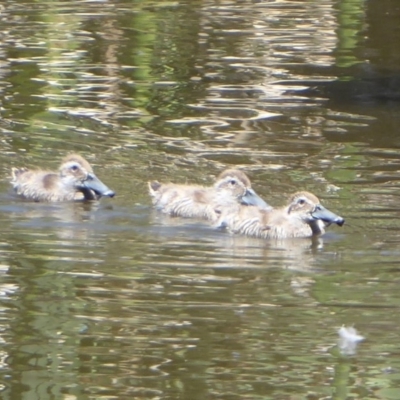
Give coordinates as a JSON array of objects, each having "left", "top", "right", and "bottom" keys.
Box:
[{"left": 1, "top": 0, "right": 400, "bottom": 399}]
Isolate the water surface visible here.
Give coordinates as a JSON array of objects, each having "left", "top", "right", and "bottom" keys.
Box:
[{"left": 1, "top": 0, "right": 400, "bottom": 399}]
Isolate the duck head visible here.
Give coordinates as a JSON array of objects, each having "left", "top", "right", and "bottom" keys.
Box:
[
  {"left": 215, "top": 169, "right": 271, "bottom": 209},
  {"left": 288, "top": 191, "right": 344, "bottom": 233},
  {"left": 60, "top": 154, "right": 115, "bottom": 200}
]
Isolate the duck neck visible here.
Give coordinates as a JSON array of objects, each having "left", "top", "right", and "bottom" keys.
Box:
[{"left": 308, "top": 219, "right": 326, "bottom": 235}]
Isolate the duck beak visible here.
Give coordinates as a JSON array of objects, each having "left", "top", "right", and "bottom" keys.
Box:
[
  {"left": 82, "top": 173, "right": 115, "bottom": 198},
  {"left": 312, "top": 204, "right": 344, "bottom": 226},
  {"left": 241, "top": 188, "right": 271, "bottom": 210}
]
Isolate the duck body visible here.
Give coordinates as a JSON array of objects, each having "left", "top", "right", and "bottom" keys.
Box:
[
  {"left": 218, "top": 191, "right": 344, "bottom": 239},
  {"left": 148, "top": 169, "right": 270, "bottom": 222},
  {"left": 11, "top": 154, "right": 115, "bottom": 202},
  {"left": 148, "top": 181, "right": 216, "bottom": 220}
]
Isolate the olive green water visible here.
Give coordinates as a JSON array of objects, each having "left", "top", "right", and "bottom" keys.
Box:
[{"left": 1, "top": 0, "right": 400, "bottom": 399}]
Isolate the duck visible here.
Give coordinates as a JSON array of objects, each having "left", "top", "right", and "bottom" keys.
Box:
[
  {"left": 216, "top": 191, "right": 344, "bottom": 239},
  {"left": 11, "top": 154, "right": 115, "bottom": 202},
  {"left": 148, "top": 169, "right": 271, "bottom": 222}
]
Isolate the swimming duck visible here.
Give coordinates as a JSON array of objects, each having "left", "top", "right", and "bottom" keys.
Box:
[
  {"left": 11, "top": 154, "right": 115, "bottom": 202},
  {"left": 148, "top": 169, "right": 271, "bottom": 222},
  {"left": 217, "top": 191, "right": 344, "bottom": 239}
]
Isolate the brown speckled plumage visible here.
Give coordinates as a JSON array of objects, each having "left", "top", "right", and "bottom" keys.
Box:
[
  {"left": 148, "top": 169, "right": 270, "bottom": 222},
  {"left": 217, "top": 191, "right": 344, "bottom": 239},
  {"left": 11, "top": 154, "right": 115, "bottom": 202}
]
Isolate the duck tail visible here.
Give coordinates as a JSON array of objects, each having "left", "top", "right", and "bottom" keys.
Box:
[
  {"left": 148, "top": 181, "right": 161, "bottom": 196},
  {"left": 11, "top": 167, "right": 28, "bottom": 182}
]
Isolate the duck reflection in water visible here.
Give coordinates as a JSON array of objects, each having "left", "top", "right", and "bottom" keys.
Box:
[
  {"left": 148, "top": 169, "right": 271, "bottom": 222},
  {"left": 217, "top": 191, "right": 344, "bottom": 239},
  {"left": 11, "top": 154, "right": 115, "bottom": 202}
]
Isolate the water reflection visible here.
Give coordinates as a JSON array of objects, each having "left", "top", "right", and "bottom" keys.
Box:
[
  {"left": 7, "top": 200, "right": 110, "bottom": 242},
  {"left": 1, "top": 0, "right": 400, "bottom": 398}
]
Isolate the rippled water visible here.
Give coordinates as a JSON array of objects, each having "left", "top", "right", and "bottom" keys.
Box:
[{"left": 1, "top": 0, "right": 400, "bottom": 399}]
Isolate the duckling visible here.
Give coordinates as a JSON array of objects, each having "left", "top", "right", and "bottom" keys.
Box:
[
  {"left": 148, "top": 169, "right": 270, "bottom": 222},
  {"left": 11, "top": 154, "right": 115, "bottom": 202},
  {"left": 217, "top": 191, "right": 344, "bottom": 239}
]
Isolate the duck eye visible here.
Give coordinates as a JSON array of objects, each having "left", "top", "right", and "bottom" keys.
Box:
[
  {"left": 229, "top": 179, "right": 237, "bottom": 185},
  {"left": 70, "top": 165, "right": 79, "bottom": 172},
  {"left": 298, "top": 198, "right": 306, "bottom": 205}
]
